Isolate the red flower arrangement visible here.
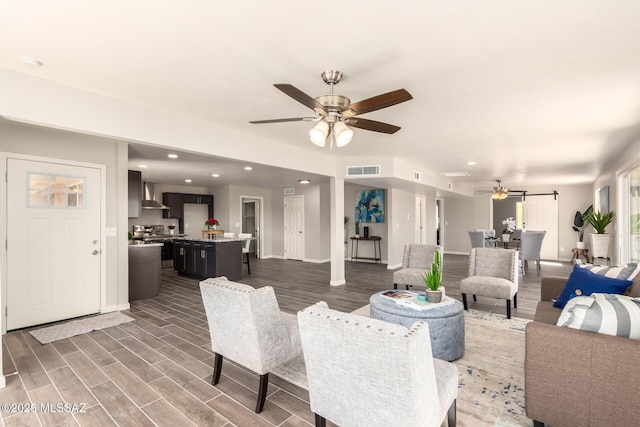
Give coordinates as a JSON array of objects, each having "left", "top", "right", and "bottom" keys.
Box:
[{"left": 204, "top": 218, "right": 220, "bottom": 226}]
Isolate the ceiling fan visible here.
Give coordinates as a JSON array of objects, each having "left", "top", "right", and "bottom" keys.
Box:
[
  {"left": 249, "top": 70, "right": 413, "bottom": 148},
  {"left": 478, "top": 180, "right": 526, "bottom": 200}
]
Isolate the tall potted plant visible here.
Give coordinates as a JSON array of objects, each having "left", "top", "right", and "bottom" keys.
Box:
[
  {"left": 587, "top": 210, "right": 615, "bottom": 259},
  {"left": 421, "top": 250, "right": 443, "bottom": 303},
  {"left": 572, "top": 205, "right": 593, "bottom": 249}
]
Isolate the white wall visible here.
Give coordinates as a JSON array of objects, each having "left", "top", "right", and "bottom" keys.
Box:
[
  {"left": 593, "top": 134, "right": 640, "bottom": 265},
  {"left": 442, "top": 184, "right": 593, "bottom": 259}
]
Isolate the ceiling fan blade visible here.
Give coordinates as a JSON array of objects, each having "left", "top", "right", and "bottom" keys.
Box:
[
  {"left": 342, "top": 89, "right": 413, "bottom": 116},
  {"left": 274, "top": 84, "right": 327, "bottom": 113},
  {"left": 344, "top": 117, "right": 401, "bottom": 134},
  {"left": 249, "top": 117, "right": 318, "bottom": 124}
]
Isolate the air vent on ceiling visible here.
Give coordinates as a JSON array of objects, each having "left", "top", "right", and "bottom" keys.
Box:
[
  {"left": 346, "top": 165, "right": 381, "bottom": 176},
  {"left": 441, "top": 171, "right": 471, "bottom": 177},
  {"left": 413, "top": 171, "right": 421, "bottom": 182}
]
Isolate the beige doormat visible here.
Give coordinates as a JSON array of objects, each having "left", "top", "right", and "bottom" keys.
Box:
[
  {"left": 29, "top": 312, "right": 135, "bottom": 344},
  {"left": 274, "top": 305, "right": 532, "bottom": 427}
]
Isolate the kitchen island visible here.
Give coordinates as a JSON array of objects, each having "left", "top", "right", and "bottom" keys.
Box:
[
  {"left": 128, "top": 242, "right": 162, "bottom": 301},
  {"left": 173, "top": 238, "right": 242, "bottom": 281}
]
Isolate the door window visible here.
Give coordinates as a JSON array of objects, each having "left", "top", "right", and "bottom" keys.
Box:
[{"left": 28, "top": 172, "right": 86, "bottom": 208}]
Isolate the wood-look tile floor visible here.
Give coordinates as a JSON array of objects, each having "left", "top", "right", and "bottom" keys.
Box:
[{"left": 1, "top": 255, "right": 574, "bottom": 426}]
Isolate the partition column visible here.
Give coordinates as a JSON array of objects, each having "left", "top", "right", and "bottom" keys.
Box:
[{"left": 330, "top": 177, "right": 346, "bottom": 286}]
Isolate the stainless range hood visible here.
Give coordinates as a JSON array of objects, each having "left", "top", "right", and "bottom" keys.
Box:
[{"left": 142, "top": 182, "right": 169, "bottom": 210}]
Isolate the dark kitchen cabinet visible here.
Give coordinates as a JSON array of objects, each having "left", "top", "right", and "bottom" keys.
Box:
[
  {"left": 173, "top": 239, "right": 241, "bottom": 281},
  {"left": 162, "top": 192, "right": 184, "bottom": 219},
  {"left": 128, "top": 170, "right": 142, "bottom": 218},
  {"left": 184, "top": 194, "right": 213, "bottom": 205},
  {"left": 173, "top": 240, "right": 190, "bottom": 273}
]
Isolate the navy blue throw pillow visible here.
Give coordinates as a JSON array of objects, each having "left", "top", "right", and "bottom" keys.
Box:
[{"left": 554, "top": 264, "right": 633, "bottom": 308}]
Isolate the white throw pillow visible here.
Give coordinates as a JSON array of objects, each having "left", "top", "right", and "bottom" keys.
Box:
[{"left": 556, "top": 293, "right": 640, "bottom": 340}]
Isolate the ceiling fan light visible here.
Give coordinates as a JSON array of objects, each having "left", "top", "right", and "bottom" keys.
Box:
[
  {"left": 309, "top": 121, "right": 329, "bottom": 147},
  {"left": 334, "top": 121, "right": 353, "bottom": 147}
]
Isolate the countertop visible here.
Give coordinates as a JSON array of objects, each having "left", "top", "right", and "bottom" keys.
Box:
[{"left": 128, "top": 242, "right": 163, "bottom": 247}]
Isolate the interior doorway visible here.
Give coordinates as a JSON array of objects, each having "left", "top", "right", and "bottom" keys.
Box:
[
  {"left": 415, "top": 195, "right": 426, "bottom": 244},
  {"left": 436, "top": 198, "right": 444, "bottom": 246},
  {"left": 241, "top": 196, "right": 263, "bottom": 259},
  {"left": 284, "top": 195, "right": 304, "bottom": 260}
]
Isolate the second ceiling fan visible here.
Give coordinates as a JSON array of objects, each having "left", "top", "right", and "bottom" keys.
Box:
[{"left": 250, "top": 70, "right": 413, "bottom": 148}]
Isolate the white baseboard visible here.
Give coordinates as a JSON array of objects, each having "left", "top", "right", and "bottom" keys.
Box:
[
  {"left": 261, "top": 255, "right": 285, "bottom": 260},
  {"left": 330, "top": 279, "right": 346, "bottom": 286},
  {"left": 387, "top": 263, "right": 402, "bottom": 270},
  {"left": 303, "top": 258, "right": 331, "bottom": 264}
]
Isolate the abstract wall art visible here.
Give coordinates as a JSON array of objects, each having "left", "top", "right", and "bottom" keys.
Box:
[{"left": 355, "top": 189, "right": 385, "bottom": 223}]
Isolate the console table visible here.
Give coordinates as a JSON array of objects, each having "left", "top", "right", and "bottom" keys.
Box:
[{"left": 350, "top": 236, "right": 382, "bottom": 263}]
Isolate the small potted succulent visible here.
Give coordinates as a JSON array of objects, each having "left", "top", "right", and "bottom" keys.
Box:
[
  {"left": 421, "top": 250, "right": 443, "bottom": 303},
  {"left": 168, "top": 224, "right": 176, "bottom": 235}
]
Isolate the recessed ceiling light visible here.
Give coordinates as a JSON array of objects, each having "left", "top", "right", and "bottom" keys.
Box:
[
  {"left": 21, "top": 57, "right": 42, "bottom": 67},
  {"left": 467, "top": 161, "right": 476, "bottom": 166},
  {"left": 168, "top": 154, "right": 178, "bottom": 159},
  {"left": 299, "top": 179, "right": 310, "bottom": 184},
  {"left": 185, "top": 179, "right": 192, "bottom": 183},
  {"left": 212, "top": 173, "right": 220, "bottom": 178},
  {"left": 138, "top": 164, "right": 147, "bottom": 168},
  {"left": 244, "top": 166, "right": 252, "bottom": 171}
]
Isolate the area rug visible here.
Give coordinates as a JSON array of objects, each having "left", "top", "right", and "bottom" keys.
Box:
[
  {"left": 273, "top": 305, "right": 532, "bottom": 427},
  {"left": 29, "top": 312, "right": 135, "bottom": 344}
]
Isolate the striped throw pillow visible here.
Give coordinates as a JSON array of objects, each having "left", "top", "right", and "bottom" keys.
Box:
[
  {"left": 575, "top": 262, "right": 640, "bottom": 281},
  {"left": 556, "top": 293, "right": 640, "bottom": 339}
]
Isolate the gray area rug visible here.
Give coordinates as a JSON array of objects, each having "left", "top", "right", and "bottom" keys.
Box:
[
  {"left": 29, "top": 312, "right": 135, "bottom": 344},
  {"left": 273, "top": 305, "right": 532, "bottom": 427}
]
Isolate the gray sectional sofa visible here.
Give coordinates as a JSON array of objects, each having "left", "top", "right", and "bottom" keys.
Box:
[{"left": 524, "top": 275, "right": 640, "bottom": 427}]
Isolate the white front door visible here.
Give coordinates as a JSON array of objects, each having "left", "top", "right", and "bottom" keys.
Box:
[
  {"left": 284, "top": 195, "right": 304, "bottom": 260},
  {"left": 7, "top": 158, "right": 102, "bottom": 330},
  {"left": 523, "top": 195, "right": 558, "bottom": 260}
]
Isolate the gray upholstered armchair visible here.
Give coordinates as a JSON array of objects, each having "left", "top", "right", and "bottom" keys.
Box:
[
  {"left": 199, "top": 277, "right": 302, "bottom": 413},
  {"left": 393, "top": 244, "right": 442, "bottom": 290},
  {"left": 460, "top": 248, "right": 519, "bottom": 318},
  {"left": 298, "top": 303, "right": 458, "bottom": 427}
]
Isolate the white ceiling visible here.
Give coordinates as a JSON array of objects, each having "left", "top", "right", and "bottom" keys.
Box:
[{"left": 2, "top": 0, "right": 640, "bottom": 189}]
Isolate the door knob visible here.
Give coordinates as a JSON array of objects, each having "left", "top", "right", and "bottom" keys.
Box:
[{"left": 92, "top": 250, "right": 100, "bottom": 255}]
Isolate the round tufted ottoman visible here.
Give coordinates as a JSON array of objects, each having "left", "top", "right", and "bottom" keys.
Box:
[{"left": 369, "top": 291, "right": 465, "bottom": 361}]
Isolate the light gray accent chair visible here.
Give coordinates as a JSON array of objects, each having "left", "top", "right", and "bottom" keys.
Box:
[
  {"left": 468, "top": 231, "right": 486, "bottom": 248},
  {"left": 238, "top": 232, "right": 252, "bottom": 274},
  {"left": 298, "top": 302, "right": 458, "bottom": 427},
  {"left": 392, "top": 244, "right": 442, "bottom": 290},
  {"left": 460, "top": 248, "right": 519, "bottom": 319},
  {"left": 520, "top": 230, "right": 546, "bottom": 276},
  {"left": 199, "top": 277, "right": 302, "bottom": 413}
]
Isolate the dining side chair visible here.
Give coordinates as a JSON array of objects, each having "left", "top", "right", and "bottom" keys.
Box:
[
  {"left": 520, "top": 231, "right": 546, "bottom": 276},
  {"left": 468, "top": 231, "right": 486, "bottom": 249},
  {"left": 238, "top": 232, "right": 253, "bottom": 274}
]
